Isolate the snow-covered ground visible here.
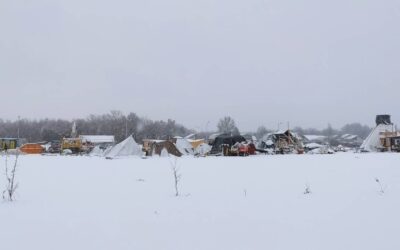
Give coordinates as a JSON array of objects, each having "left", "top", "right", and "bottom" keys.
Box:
[{"left": 1, "top": 153, "right": 400, "bottom": 250}]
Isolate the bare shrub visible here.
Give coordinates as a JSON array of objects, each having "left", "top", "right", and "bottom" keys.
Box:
[
  {"left": 3, "top": 151, "right": 20, "bottom": 201},
  {"left": 170, "top": 157, "right": 181, "bottom": 197},
  {"left": 304, "top": 183, "right": 312, "bottom": 195},
  {"left": 375, "top": 178, "right": 386, "bottom": 195}
]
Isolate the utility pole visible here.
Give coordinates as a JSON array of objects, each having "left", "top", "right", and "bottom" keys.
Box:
[
  {"left": 205, "top": 121, "right": 210, "bottom": 140},
  {"left": 125, "top": 116, "right": 128, "bottom": 138},
  {"left": 17, "top": 116, "right": 20, "bottom": 140},
  {"left": 277, "top": 122, "right": 282, "bottom": 131}
]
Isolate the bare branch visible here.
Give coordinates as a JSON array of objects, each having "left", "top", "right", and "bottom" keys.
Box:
[
  {"left": 3, "top": 151, "right": 20, "bottom": 201},
  {"left": 170, "top": 157, "right": 181, "bottom": 197}
]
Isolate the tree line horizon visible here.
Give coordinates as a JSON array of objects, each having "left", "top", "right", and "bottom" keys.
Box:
[{"left": 0, "top": 111, "right": 372, "bottom": 143}]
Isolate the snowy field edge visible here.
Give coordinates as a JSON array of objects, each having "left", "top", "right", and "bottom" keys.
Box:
[{"left": 0, "top": 153, "right": 399, "bottom": 250}]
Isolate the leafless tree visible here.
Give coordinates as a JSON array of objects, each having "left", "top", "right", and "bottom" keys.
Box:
[
  {"left": 217, "top": 116, "right": 239, "bottom": 135},
  {"left": 3, "top": 151, "right": 19, "bottom": 201},
  {"left": 170, "top": 157, "right": 181, "bottom": 197},
  {"left": 0, "top": 111, "right": 194, "bottom": 144}
]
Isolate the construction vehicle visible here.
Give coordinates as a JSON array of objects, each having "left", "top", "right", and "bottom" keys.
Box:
[{"left": 61, "top": 138, "right": 82, "bottom": 154}]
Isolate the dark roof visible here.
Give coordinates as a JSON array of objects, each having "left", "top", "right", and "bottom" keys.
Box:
[{"left": 210, "top": 134, "right": 246, "bottom": 154}]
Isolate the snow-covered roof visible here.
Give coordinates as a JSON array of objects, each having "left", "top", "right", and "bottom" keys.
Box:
[
  {"left": 184, "top": 134, "right": 196, "bottom": 139},
  {"left": 273, "top": 129, "right": 288, "bottom": 135},
  {"left": 208, "top": 133, "right": 220, "bottom": 140},
  {"left": 341, "top": 134, "right": 358, "bottom": 140},
  {"left": 305, "top": 143, "right": 323, "bottom": 149},
  {"left": 142, "top": 139, "right": 165, "bottom": 143},
  {"left": 303, "top": 135, "right": 327, "bottom": 141},
  {"left": 79, "top": 135, "right": 115, "bottom": 144}
]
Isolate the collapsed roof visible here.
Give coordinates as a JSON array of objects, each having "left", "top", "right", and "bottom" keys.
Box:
[
  {"left": 150, "top": 141, "right": 182, "bottom": 157},
  {"left": 258, "top": 130, "right": 303, "bottom": 150},
  {"left": 175, "top": 138, "right": 195, "bottom": 155}
]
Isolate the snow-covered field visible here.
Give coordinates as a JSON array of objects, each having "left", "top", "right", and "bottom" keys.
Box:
[{"left": 1, "top": 153, "right": 400, "bottom": 250}]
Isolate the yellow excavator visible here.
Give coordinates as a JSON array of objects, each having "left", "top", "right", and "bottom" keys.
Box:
[
  {"left": 61, "top": 138, "right": 82, "bottom": 154},
  {"left": 60, "top": 122, "right": 82, "bottom": 153}
]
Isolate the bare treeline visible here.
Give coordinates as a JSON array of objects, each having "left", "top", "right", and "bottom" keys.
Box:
[
  {"left": 0, "top": 111, "right": 194, "bottom": 143},
  {"left": 0, "top": 111, "right": 372, "bottom": 144}
]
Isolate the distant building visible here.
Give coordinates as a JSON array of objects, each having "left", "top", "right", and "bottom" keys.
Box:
[
  {"left": 79, "top": 135, "right": 115, "bottom": 152},
  {"left": 0, "top": 138, "right": 23, "bottom": 150},
  {"left": 337, "top": 134, "right": 363, "bottom": 147},
  {"left": 79, "top": 135, "right": 115, "bottom": 146},
  {"left": 303, "top": 135, "right": 328, "bottom": 144}
]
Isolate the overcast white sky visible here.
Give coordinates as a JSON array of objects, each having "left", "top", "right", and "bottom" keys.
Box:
[{"left": 1, "top": 0, "right": 399, "bottom": 131}]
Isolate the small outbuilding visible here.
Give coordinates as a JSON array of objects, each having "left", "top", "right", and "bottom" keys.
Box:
[{"left": 0, "top": 138, "right": 20, "bottom": 151}]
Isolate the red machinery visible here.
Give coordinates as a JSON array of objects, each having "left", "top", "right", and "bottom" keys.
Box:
[{"left": 238, "top": 143, "right": 256, "bottom": 156}]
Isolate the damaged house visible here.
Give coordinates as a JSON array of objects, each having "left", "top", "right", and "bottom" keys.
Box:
[
  {"left": 257, "top": 130, "right": 304, "bottom": 154},
  {"left": 336, "top": 134, "right": 363, "bottom": 148}
]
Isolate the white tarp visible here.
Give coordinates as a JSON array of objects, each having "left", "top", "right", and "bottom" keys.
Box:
[
  {"left": 175, "top": 138, "right": 194, "bottom": 155},
  {"left": 360, "top": 124, "right": 393, "bottom": 152},
  {"left": 308, "top": 146, "right": 334, "bottom": 155},
  {"left": 194, "top": 143, "right": 212, "bottom": 156},
  {"left": 104, "top": 136, "right": 142, "bottom": 158},
  {"left": 305, "top": 143, "right": 324, "bottom": 150},
  {"left": 90, "top": 145, "right": 104, "bottom": 156}
]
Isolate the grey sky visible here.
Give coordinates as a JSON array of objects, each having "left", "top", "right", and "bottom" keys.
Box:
[{"left": 1, "top": 0, "right": 399, "bottom": 131}]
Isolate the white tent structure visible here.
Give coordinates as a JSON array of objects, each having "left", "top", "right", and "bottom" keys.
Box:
[
  {"left": 360, "top": 124, "right": 394, "bottom": 152},
  {"left": 360, "top": 115, "right": 395, "bottom": 152},
  {"left": 89, "top": 145, "right": 105, "bottom": 157},
  {"left": 104, "top": 135, "right": 142, "bottom": 159}
]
